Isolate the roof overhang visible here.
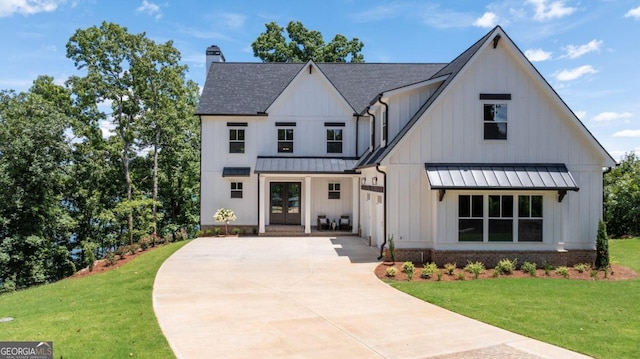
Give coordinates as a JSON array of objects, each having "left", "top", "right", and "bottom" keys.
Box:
[
  {"left": 425, "top": 163, "right": 579, "bottom": 202},
  {"left": 255, "top": 157, "right": 358, "bottom": 175},
  {"left": 222, "top": 167, "right": 251, "bottom": 177}
]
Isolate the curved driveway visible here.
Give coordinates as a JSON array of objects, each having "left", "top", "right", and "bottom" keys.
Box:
[{"left": 153, "top": 237, "right": 590, "bottom": 359}]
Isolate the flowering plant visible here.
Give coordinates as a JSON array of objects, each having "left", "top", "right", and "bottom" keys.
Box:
[{"left": 213, "top": 208, "right": 237, "bottom": 235}]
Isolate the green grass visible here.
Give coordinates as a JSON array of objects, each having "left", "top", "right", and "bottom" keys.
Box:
[
  {"left": 390, "top": 238, "right": 640, "bottom": 359},
  {"left": 0, "top": 240, "right": 189, "bottom": 358}
]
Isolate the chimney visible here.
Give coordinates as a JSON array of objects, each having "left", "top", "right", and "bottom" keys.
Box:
[{"left": 206, "top": 45, "right": 225, "bottom": 74}]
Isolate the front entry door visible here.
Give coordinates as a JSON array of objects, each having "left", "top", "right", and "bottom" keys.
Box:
[{"left": 270, "top": 182, "right": 301, "bottom": 225}]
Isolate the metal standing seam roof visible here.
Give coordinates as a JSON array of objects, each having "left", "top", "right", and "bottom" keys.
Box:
[
  {"left": 255, "top": 157, "right": 358, "bottom": 174},
  {"left": 424, "top": 164, "right": 579, "bottom": 191},
  {"left": 222, "top": 167, "right": 251, "bottom": 177}
]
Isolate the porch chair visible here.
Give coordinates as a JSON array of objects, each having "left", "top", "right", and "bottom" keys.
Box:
[
  {"left": 317, "top": 215, "right": 330, "bottom": 231},
  {"left": 338, "top": 215, "right": 351, "bottom": 231}
]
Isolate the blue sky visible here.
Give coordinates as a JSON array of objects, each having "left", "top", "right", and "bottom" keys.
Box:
[{"left": 1, "top": 0, "right": 639, "bottom": 160}]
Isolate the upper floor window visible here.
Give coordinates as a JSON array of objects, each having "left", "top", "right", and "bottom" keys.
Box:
[
  {"left": 278, "top": 129, "right": 294, "bottom": 153},
  {"left": 229, "top": 129, "right": 245, "bottom": 153},
  {"left": 483, "top": 104, "right": 508, "bottom": 140},
  {"left": 326, "top": 129, "right": 343, "bottom": 154}
]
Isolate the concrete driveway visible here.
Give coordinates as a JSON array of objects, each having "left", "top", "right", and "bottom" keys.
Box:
[{"left": 153, "top": 237, "right": 590, "bottom": 359}]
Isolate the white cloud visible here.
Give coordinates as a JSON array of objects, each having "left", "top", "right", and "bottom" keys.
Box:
[
  {"left": 136, "top": 0, "right": 161, "bottom": 19},
  {"left": 99, "top": 119, "right": 115, "bottom": 139},
  {"left": 220, "top": 13, "right": 246, "bottom": 29},
  {"left": 613, "top": 129, "right": 640, "bottom": 137},
  {"left": 473, "top": 12, "right": 498, "bottom": 28},
  {"left": 525, "top": 48, "right": 552, "bottom": 62},
  {"left": 562, "top": 39, "right": 603, "bottom": 59},
  {"left": 0, "top": 0, "right": 64, "bottom": 17},
  {"left": 625, "top": 6, "right": 640, "bottom": 19},
  {"left": 592, "top": 112, "right": 633, "bottom": 122},
  {"left": 555, "top": 65, "right": 596, "bottom": 81},
  {"left": 527, "top": 0, "right": 575, "bottom": 21}
]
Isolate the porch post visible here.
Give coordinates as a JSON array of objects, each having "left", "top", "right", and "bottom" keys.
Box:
[
  {"left": 352, "top": 176, "right": 359, "bottom": 234},
  {"left": 259, "top": 176, "right": 266, "bottom": 234},
  {"left": 304, "top": 176, "right": 311, "bottom": 234}
]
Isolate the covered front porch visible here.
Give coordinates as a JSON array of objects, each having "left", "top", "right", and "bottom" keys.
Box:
[{"left": 255, "top": 157, "right": 360, "bottom": 235}]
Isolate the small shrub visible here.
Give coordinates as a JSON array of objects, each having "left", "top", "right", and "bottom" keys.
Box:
[
  {"left": 114, "top": 245, "right": 127, "bottom": 259},
  {"left": 139, "top": 235, "right": 152, "bottom": 250},
  {"left": 496, "top": 258, "right": 517, "bottom": 275},
  {"left": 205, "top": 229, "right": 213, "bottom": 236},
  {"left": 252, "top": 227, "right": 258, "bottom": 235},
  {"left": 233, "top": 227, "right": 240, "bottom": 235},
  {"left": 402, "top": 261, "right": 415, "bottom": 281},
  {"left": 421, "top": 262, "right": 438, "bottom": 279},
  {"left": 492, "top": 268, "right": 500, "bottom": 278},
  {"left": 556, "top": 266, "right": 570, "bottom": 278},
  {"left": 436, "top": 271, "right": 443, "bottom": 281},
  {"left": 128, "top": 243, "right": 140, "bottom": 255},
  {"left": 214, "top": 227, "right": 221, "bottom": 236},
  {"left": 386, "top": 267, "right": 397, "bottom": 277},
  {"left": 543, "top": 263, "right": 554, "bottom": 276},
  {"left": 521, "top": 261, "right": 537, "bottom": 277},
  {"left": 595, "top": 220, "right": 610, "bottom": 270},
  {"left": 590, "top": 270, "right": 599, "bottom": 279},
  {"left": 456, "top": 271, "right": 466, "bottom": 281},
  {"left": 388, "top": 235, "right": 396, "bottom": 263},
  {"left": 444, "top": 263, "right": 456, "bottom": 275},
  {"left": 105, "top": 251, "right": 117, "bottom": 266},
  {"left": 0, "top": 274, "right": 17, "bottom": 294},
  {"left": 174, "top": 228, "right": 188, "bottom": 242},
  {"left": 81, "top": 240, "right": 98, "bottom": 272},
  {"left": 464, "top": 261, "right": 485, "bottom": 279},
  {"left": 574, "top": 263, "right": 591, "bottom": 273}
]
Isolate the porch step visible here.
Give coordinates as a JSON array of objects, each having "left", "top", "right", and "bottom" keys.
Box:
[
  {"left": 265, "top": 225, "right": 304, "bottom": 233},
  {"left": 260, "top": 225, "right": 357, "bottom": 237}
]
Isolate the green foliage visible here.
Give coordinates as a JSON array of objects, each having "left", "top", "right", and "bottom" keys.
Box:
[
  {"left": 214, "top": 227, "right": 221, "bottom": 235},
  {"left": 104, "top": 251, "right": 116, "bottom": 266},
  {"left": 574, "top": 263, "right": 591, "bottom": 273},
  {"left": 388, "top": 234, "right": 395, "bottom": 263},
  {"left": 456, "top": 271, "right": 466, "bottom": 281},
  {"left": 543, "top": 262, "right": 555, "bottom": 276},
  {"left": 421, "top": 262, "right": 438, "bottom": 279},
  {"left": 495, "top": 258, "right": 517, "bottom": 275},
  {"left": 252, "top": 21, "right": 365, "bottom": 63},
  {"left": 444, "top": 262, "right": 456, "bottom": 275},
  {"left": 214, "top": 208, "right": 237, "bottom": 235},
  {"left": 81, "top": 241, "right": 98, "bottom": 272},
  {"left": 596, "top": 220, "right": 610, "bottom": 269},
  {"left": 385, "top": 266, "right": 397, "bottom": 277},
  {"left": 556, "top": 266, "right": 570, "bottom": 278},
  {"left": 233, "top": 227, "right": 240, "bottom": 235},
  {"left": 389, "top": 239, "right": 640, "bottom": 359},
  {"left": 464, "top": 261, "right": 485, "bottom": 279},
  {"left": 521, "top": 261, "right": 537, "bottom": 277},
  {"left": 604, "top": 153, "right": 640, "bottom": 236},
  {"left": 402, "top": 261, "right": 415, "bottom": 281}
]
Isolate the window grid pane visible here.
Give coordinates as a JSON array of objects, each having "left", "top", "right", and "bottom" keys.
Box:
[{"left": 328, "top": 182, "right": 340, "bottom": 199}]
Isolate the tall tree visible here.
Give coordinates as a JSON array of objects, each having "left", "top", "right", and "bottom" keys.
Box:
[
  {"left": 604, "top": 152, "right": 640, "bottom": 237},
  {"left": 0, "top": 77, "right": 76, "bottom": 289},
  {"left": 252, "top": 21, "right": 364, "bottom": 63}
]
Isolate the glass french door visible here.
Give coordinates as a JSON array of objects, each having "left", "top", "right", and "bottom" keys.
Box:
[{"left": 270, "top": 182, "right": 301, "bottom": 225}]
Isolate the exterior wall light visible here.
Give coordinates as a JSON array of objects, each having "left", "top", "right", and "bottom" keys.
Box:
[
  {"left": 372, "top": 177, "right": 378, "bottom": 185},
  {"left": 361, "top": 177, "right": 366, "bottom": 185}
]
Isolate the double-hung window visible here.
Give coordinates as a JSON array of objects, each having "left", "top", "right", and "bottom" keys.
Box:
[
  {"left": 277, "top": 128, "right": 294, "bottom": 153},
  {"left": 228, "top": 122, "right": 247, "bottom": 153},
  {"left": 230, "top": 182, "right": 243, "bottom": 198},
  {"left": 326, "top": 129, "right": 343, "bottom": 154},
  {"left": 458, "top": 195, "right": 484, "bottom": 241},
  {"left": 480, "top": 93, "right": 510, "bottom": 140},
  {"left": 488, "top": 195, "right": 514, "bottom": 241},
  {"left": 328, "top": 183, "right": 341, "bottom": 199},
  {"left": 518, "top": 195, "right": 543, "bottom": 242}
]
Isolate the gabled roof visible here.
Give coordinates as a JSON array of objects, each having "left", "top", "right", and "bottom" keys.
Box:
[{"left": 196, "top": 62, "right": 445, "bottom": 115}]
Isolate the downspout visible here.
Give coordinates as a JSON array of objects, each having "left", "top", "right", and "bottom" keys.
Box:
[
  {"left": 355, "top": 115, "right": 360, "bottom": 156},
  {"left": 375, "top": 164, "right": 387, "bottom": 260},
  {"left": 198, "top": 115, "right": 203, "bottom": 232},
  {"left": 366, "top": 107, "right": 376, "bottom": 152},
  {"left": 257, "top": 173, "right": 260, "bottom": 233},
  {"left": 378, "top": 97, "right": 389, "bottom": 147}
]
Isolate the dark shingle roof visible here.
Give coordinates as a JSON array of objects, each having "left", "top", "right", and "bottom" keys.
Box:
[{"left": 196, "top": 62, "right": 446, "bottom": 115}]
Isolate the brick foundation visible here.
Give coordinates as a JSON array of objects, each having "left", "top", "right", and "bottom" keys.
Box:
[{"left": 386, "top": 248, "right": 596, "bottom": 267}]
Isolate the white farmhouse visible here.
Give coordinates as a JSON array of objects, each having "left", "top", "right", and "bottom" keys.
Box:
[{"left": 197, "top": 27, "right": 615, "bottom": 266}]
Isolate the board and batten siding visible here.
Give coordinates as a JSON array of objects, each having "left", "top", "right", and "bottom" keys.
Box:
[{"left": 383, "top": 37, "right": 608, "bottom": 250}]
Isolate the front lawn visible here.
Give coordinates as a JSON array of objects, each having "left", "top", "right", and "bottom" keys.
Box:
[
  {"left": 390, "top": 238, "right": 640, "bottom": 359},
  {"left": 0, "top": 240, "right": 189, "bottom": 358}
]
